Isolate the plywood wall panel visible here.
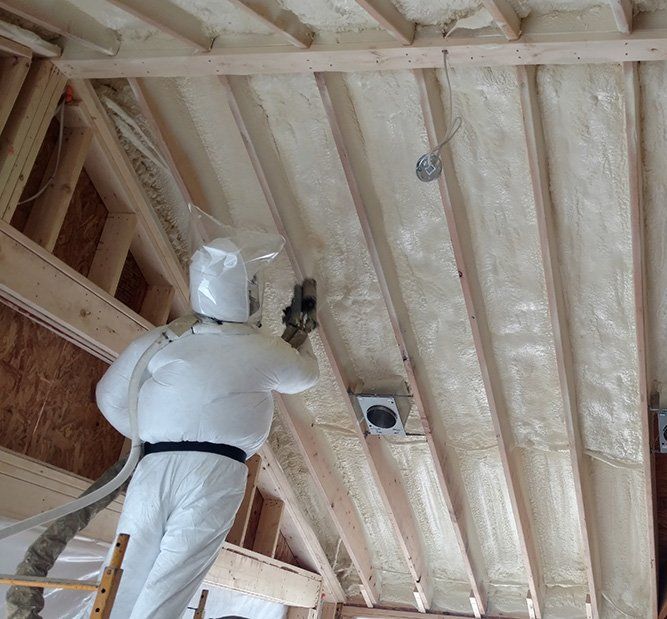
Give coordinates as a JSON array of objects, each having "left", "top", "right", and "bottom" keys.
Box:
[
  {"left": 52, "top": 169, "right": 107, "bottom": 277},
  {"left": 115, "top": 252, "right": 148, "bottom": 315},
  {"left": 0, "top": 303, "right": 122, "bottom": 478}
]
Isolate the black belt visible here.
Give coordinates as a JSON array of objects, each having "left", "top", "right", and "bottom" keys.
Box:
[{"left": 143, "top": 441, "right": 247, "bottom": 463}]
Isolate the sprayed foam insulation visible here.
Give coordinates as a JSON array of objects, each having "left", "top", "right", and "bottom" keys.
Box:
[
  {"left": 92, "top": 80, "right": 190, "bottom": 265},
  {"left": 46, "top": 1, "right": 658, "bottom": 613},
  {"left": 338, "top": 68, "right": 530, "bottom": 611},
  {"left": 275, "top": 0, "right": 378, "bottom": 32},
  {"left": 537, "top": 63, "right": 650, "bottom": 617},
  {"left": 444, "top": 64, "right": 587, "bottom": 612}
]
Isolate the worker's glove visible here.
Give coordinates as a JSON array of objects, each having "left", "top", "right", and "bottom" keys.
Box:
[{"left": 281, "top": 279, "right": 317, "bottom": 349}]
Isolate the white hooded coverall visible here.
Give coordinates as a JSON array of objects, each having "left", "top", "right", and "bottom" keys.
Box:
[{"left": 94, "top": 234, "right": 318, "bottom": 618}]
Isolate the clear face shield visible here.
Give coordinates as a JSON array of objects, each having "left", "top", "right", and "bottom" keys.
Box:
[{"left": 188, "top": 204, "right": 284, "bottom": 324}]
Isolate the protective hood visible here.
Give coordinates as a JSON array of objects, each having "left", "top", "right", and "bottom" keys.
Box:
[{"left": 188, "top": 204, "right": 284, "bottom": 323}]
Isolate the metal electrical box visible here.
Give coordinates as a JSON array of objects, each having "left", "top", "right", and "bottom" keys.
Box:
[
  {"left": 351, "top": 392, "right": 411, "bottom": 436},
  {"left": 659, "top": 409, "right": 667, "bottom": 453}
]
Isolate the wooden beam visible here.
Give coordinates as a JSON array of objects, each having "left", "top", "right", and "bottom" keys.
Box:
[
  {"left": 0, "top": 18, "right": 61, "bottom": 57},
  {"left": 88, "top": 213, "right": 138, "bottom": 295},
  {"left": 253, "top": 498, "right": 284, "bottom": 557},
  {"left": 104, "top": 0, "right": 211, "bottom": 51},
  {"left": 52, "top": 11, "right": 667, "bottom": 78},
  {"left": 516, "top": 64, "right": 600, "bottom": 619},
  {"left": 414, "top": 67, "right": 543, "bottom": 617},
  {"left": 228, "top": 0, "right": 313, "bottom": 48},
  {"left": 207, "top": 544, "right": 322, "bottom": 608},
  {"left": 0, "top": 446, "right": 123, "bottom": 542},
  {"left": 221, "top": 73, "right": 388, "bottom": 606},
  {"left": 0, "top": 0, "right": 119, "bottom": 55},
  {"left": 0, "top": 574, "right": 98, "bottom": 591},
  {"left": 227, "top": 454, "right": 262, "bottom": 546},
  {"left": 0, "top": 219, "right": 149, "bottom": 362},
  {"left": 315, "top": 70, "right": 486, "bottom": 613},
  {"left": 23, "top": 127, "right": 93, "bottom": 250},
  {"left": 610, "top": 0, "right": 633, "bottom": 33},
  {"left": 0, "top": 33, "right": 30, "bottom": 57},
  {"left": 140, "top": 284, "right": 174, "bottom": 325},
  {"left": 70, "top": 81, "right": 189, "bottom": 314},
  {"left": 287, "top": 608, "right": 317, "bottom": 619},
  {"left": 481, "top": 0, "right": 521, "bottom": 40},
  {"left": 318, "top": 602, "right": 339, "bottom": 619},
  {"left": 0, "top": 55, "right": 30, "bottom": 135},
  {"left": 353, "top": 0, "right": 415, "bottom": 45},
  {"left": 623, "top": 60, "right": 658, "bottom": 618},
  {"left": 258, "top": 445, "right": 346, "bottom": 603},
  {"left": 339, "top": 607, "right": 490, "bottom": 619},
  {"left": 0, "top": 61, "right": 66, "bottom": 222}
]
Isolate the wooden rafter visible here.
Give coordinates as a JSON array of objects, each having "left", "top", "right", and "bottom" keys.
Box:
[
  {"left": 122, "top": 78, "right": 347, "bottom": 603},
  {"left": 610, "top": 0, "right": 633, "bottom": 33},
  {"left": 0, "top": 0, "right": 119, "bottom": 55},
  {"left": 352, "top": 0, "right": 415, "bottom": 45},
  {"left": 227, "top": 0, "right": 314, "bottom": 48},
  {"left": 0, "top": 33, "right": 30, "bottom": 57},
  {"left": 481, "top": 0, "right": 521, "bottom": 40},
  {"left": 314, "top": 70, "right": 487, "bottom": 614},
  {"left": 623, "top": 60, "right": 658, "bottom": 617},
  {"left": 516, "top": 65, "right": 600, "bottom": 619},
  {"left": 222, "top": 74, "right": 380, "bottom": 604},
  {"left": 52, "top": 11, "right": 667, "bottom": 78},
  {"left": 414, "top": 67, "right": 544, "bottom": 617},
  {"left": 105, "top": 0, "right": 212, "bottom": 51}
]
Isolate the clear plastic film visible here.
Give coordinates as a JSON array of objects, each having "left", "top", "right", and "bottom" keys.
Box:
[{"left": 188, "top": 204, "right": 284, "bottom": 323}]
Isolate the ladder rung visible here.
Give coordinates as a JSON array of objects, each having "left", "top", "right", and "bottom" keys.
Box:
[{"left": 0, "top": 574, "right": 99, "bottom": 591}]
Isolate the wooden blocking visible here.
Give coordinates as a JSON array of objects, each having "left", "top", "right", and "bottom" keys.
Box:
[
  {"left": 90, "top": 534, "right": 129, "bottom": 618},
  {"left": 0, "top": 61, "right": 66, "bottom": 222},
  {"left": 140, "top": 284, "right": 174, "bottom": 326},
  {"left": 0, "top": 56, "right": 30, "bottom": 136},
  {"left": 318, "top": 603, "right": 339, "bottom": 619},
  {"left": 227, "top": 454, "right": 262, "bottom": 546},
  {"left": 88, "top": 213, "right": 137, "bottom": 294},
  {"left": 287, "top": 608, "right": 317, "bottom": 619},
  {"left": 253, "top": 498, "right": 284, "bottom": 557},
  {"left": 23, "top": 128, "right": 93, "bottom": 251}
]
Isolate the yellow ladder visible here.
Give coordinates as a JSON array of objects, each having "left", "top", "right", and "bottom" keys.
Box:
[{"left": 0, "top": 533, "right": 129, "bottom": 619}]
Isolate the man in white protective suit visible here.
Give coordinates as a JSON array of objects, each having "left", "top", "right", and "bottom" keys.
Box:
[{"left": 94, "top": 211, "right": 319, "bottom": 618}]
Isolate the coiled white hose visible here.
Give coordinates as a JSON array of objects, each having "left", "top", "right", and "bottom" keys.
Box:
[{"left": 0, "top": 330, "right": 171, "bottom": 541}]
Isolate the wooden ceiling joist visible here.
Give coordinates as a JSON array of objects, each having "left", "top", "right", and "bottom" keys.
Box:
[
  {"left": 481, "top": 0, "right": 521, "bottom": 40},
  {"left": 623, "top": 60, "right": 658, "bottom": 618},
  {"left": 219, "top": 73, "right": 385, "bottom": 606},
  {"left": 516, "top": 65, "right": 601, "bottom": 619},
  {"left": 314, "top": 70, "right": 486, "bottom": 615},
  {"left": 121, "top": 78, "right": 347, "bottom": 603},
  {"left": 352, "top": 0, "right": 415, "bottom": 45},
  {"left": 0, "top": 0, "right": 119, "bottom": 55},
  {"left": 227, "top": 0, "right": 314, "bottom": 48},
  {"left": 414, "top": 67, "right": 544, "bottom": 618},
  {"left": 52, "top": 10, "right": 667, "bottom": 78},
  {"left": 105, "top": 0, "right": 212, "bottom": 51},
  {"left": 610, "top": 0, "right": 633, "bottom": 33},
  {"left": 0, "top": 33, "right": 30, "bottom": 57}
]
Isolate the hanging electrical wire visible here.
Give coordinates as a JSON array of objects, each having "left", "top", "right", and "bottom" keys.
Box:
[
  {"left": 17, "top": 98, "right": 66, "bottom": 205},
  {"left": 415, "top": 50, "right": 462, "bottom": 182}
]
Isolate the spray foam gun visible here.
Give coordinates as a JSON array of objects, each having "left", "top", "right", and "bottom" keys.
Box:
[{"left": 281, "top": 278, "right": 318, "bottom": 350}]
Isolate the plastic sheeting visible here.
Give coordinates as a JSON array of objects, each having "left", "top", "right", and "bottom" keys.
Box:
[{"left": 0, "top": 520, "right": 286, "bottom": 619}]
